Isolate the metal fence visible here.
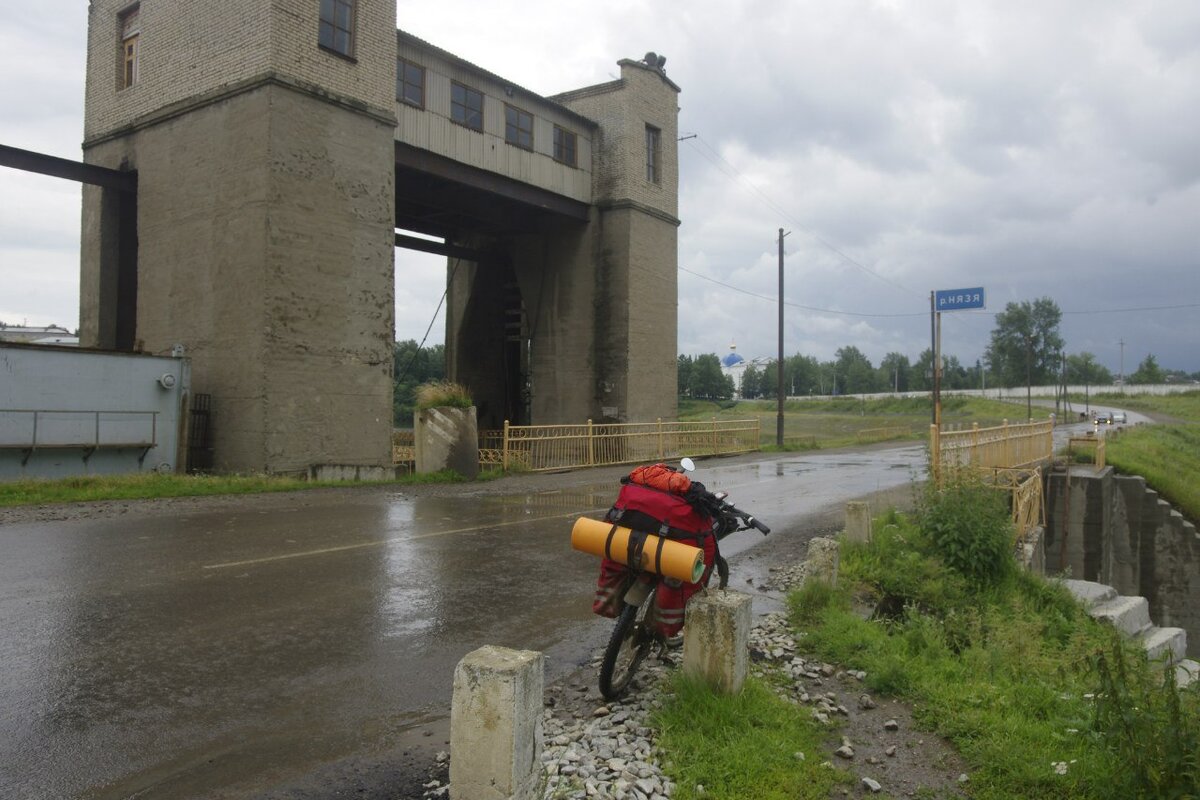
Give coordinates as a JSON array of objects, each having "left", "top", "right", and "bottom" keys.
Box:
[
  {"left": 392, "top": 419, "right": 759, "bottom": 472},
  {"left": 929, "top": 418, "right": 1055, "bottom": 484},
  {"left": 1066, "top": 435, "right": 1106, "bottom": 471},
  {"left": 929, "top": 417, "right": 1055, "bottom": 543},
  {"left": 500, "top": 418, "right": 760, "bottom": 472},
  {"left": 992, "top": 467, "right": 1046, "bottom": 544}
]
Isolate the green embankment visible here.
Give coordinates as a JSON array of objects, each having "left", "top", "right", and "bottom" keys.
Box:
[
  {"left": 1098, "top": 390, "right": 1200, "bottom": 523},
  {"left": 0, "top": 469, "right": 478, "bottom": 508},
  {"left": 679, "top": 395, "right": 1035, "bottom": 449},
  {"left": 654, "top": 483, "right": 1200, "bottom": 799}
]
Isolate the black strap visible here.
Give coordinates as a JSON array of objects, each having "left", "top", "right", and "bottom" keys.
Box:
[
  {"left": 653, "top": 534, "right": 668, "bottom": 576},
  {"left": 603, "top": 523, "right": 620, "bottom": 561},
  {"left": 626, "top": 529, "right": 649, "bottom": 573}
]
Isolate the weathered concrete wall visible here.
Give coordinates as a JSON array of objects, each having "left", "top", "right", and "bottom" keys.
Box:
[
  {"left": 83, "top": 85, "right": 394, "bottom": 473},
  {"left": 85, "top": 0, "right": 396, "bottom": 141},
  {"left": 554, "top": 60, "right": 680, "bottom": 425},
  {"left": 1046, "top": 467, "right": 1200, "bottom": 655},
  {"left": 82, "top": 0, "right": 396, "bottom": 474}
]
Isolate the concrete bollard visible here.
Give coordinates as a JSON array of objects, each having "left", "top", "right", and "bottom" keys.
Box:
[
  {"left": 450, "top": 645, "right": 543, "bottom": 800},
  {"left": 682, "top": 590, "right": 752, "bottom": 695},
  {"left": 844, "top": 501, "right": 871, "bottom": 543},
  {"left": 806, "top": 537, "right": 839, "bottom": 586}
]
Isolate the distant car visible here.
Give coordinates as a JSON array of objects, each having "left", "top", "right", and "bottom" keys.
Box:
[
  {"left": 1113, "top": 412, "right": 1127, "bottom": 424},
  {"left": 1094, "top": 412, "right": 1113, "bottom": 425}
]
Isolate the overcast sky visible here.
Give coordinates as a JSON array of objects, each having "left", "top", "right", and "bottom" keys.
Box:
[{"left": 2, "top": 1, "right": 1197, "bottom": 375}]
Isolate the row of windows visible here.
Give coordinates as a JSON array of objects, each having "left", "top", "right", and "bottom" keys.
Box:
[
  {"left": 114, "top": 1, "right": 628, "bottom": 180},
  {"left": 398, "top": 57, "right": 581, "bottom": 168}
]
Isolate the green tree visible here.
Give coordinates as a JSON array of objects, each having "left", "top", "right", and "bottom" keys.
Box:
[
  {"left": 761, "top": 360, "right": 788, "bottom": 399},
  {"left": 691, "top": 354, "right": 734, "bottom": 399},
  {"left": 786, "top": 354, "right": 822, "bottom": 395},
  {"left": 984, "top": 298, "right": 1064, "bottom": 388},
  {"left": 393, "top": 340, "right": 446, "bottom": 425},
  {"left": 1129, "top": 354, "right": 1165, "bottom": 385},
  {"left": 909, "top": 349, "right": 933, "bottom": 392},
  {"left": 1066, "top": 352, "right": 1113, "bottom": 386},
  {"left": 836, "top": 346, "right": 878, "bottom": 394},
  {"left": 677, "top": 354, "right": 694, "bottom": 397},
  {"left": 740, "top": 364, "right": 763, "bottom": 399},
  {"left": 878, "top": 352, "right": 910, "bottom": 393},
  {"left": 941, "top": 354, "right": 972, "bottom": 390}
]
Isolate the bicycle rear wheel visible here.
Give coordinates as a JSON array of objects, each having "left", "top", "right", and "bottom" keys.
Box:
[{"left": 598, "top": 586, "right": 657, "bottom": 700}]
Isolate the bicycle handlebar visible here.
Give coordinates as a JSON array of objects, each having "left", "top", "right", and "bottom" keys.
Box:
[{"left": 699, "top": 492, "right": 770, "bottom": 536}]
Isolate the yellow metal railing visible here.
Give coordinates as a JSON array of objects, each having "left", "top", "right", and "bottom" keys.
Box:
[
  {"left": 501, "top": 418, "right": 760, "bottom": 472},
  {"left": 991, "top": 467, "right": 1046, "bottom": 544},
  {"left": 930, "top": 418, "right": 1054, "bottom": 485},
  {"left": 394, "top": 419, "right": 760, "bottom": 472},
  {"left": 1066, "top": 436, "right": 1106, "bottom": 471},
  {"left": 929, "top": 418, "right": 1054, "bottom": 544}
]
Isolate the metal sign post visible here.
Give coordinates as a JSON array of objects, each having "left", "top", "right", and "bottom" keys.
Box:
[{"left": 930, "top": 287, "right": 986, "bottom": 429}]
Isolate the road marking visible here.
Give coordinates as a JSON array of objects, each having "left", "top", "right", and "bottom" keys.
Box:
[{"left": 201, "top": 506, "right": 609, "bottom": 570}]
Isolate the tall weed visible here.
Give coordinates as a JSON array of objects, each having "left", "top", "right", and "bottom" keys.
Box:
[
  {"left": 1088, "top": 632, "right": 1200, "bottom": 799},
  {"left": 919, "top": 474, "right": 1015, "bottom": 586}
]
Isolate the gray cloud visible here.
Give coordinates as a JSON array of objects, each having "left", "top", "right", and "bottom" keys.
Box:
[{"left": 2, "top": 0, "right": 1197, "bottom": 375}]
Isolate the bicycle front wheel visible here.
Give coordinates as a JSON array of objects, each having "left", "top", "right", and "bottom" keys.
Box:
[{"left": 598, "top": 587, "right": 657, "bottom": 701}]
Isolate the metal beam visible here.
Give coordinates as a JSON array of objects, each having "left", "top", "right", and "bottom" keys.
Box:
[
  {"left": 0, "top": 143, "right": 137, "bottom": 193},
  {"left": 394, "top": 142, "right": 588, "bottom": 223},
  {"left": 394, "top": 233, "right": 490, "bottom": 261}
]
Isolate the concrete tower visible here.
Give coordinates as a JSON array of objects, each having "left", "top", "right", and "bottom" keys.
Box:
[{"left": 81, "top": 0, "right": 397, "bottom": 474}]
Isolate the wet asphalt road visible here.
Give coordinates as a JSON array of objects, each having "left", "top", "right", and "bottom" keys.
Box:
[{"left": 0, "top": 427, "right": 1116, "bottom": 798}]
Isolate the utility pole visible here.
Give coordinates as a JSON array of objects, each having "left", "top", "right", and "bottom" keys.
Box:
[
  {"left": 776, "top": 228, "right": 790, "bottom": 447},
  {"left": 1025, "top": 334, "right": 1033, "bottom": 422},
  {"left": 1118, "top": 339, "right": 1126, "bottom": 388}
]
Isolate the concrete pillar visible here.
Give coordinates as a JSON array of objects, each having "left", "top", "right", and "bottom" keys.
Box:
[
  {"left": 415, "top": 406, "right": 479, "bottom": 479},
  {"left": 450, "top": 646, "right": 544, "bottom": 800},
  {"left": 806, "top": 537, "right": 840, "bottom": 586},
  {"left": 844, "top": 501, "right": 871, "bottom": 544},
  {"left": 682, "top": 590, "right": 752, "bottom": 695}
]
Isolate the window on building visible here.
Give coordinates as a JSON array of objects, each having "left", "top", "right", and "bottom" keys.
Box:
[
  {"left": 119, "top": 5, "right": 140, "bottom": 90},
  {"left": 318, "top": 0, "right": 355, "bottom": 58},
  {"left": 645, "top": 125, "right": 661, "bottom": 184},
  {"left": 451, "top": 82, "right": 484, "bottom": 131},
  {"left": 397, "top": 59, "right": 425, "bottom": 107},
  {"left": 505, "top": 105, "right": 534, "bottom": 150},
  {"left": 553, "top": 125, "right": 577, "bottom": 167}
]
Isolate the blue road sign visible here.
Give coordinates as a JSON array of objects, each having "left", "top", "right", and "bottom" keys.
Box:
[{"left": 935, "top": 287, "right": 986, "bottom": 311}]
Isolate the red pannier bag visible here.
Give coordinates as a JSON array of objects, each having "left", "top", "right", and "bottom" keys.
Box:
[{"left": 591, "top": 474, "right": 715, "bottom": 637}]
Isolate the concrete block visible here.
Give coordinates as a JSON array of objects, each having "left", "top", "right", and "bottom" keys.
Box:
[
  {"left": 1089, "top": 596, "right": 1151, "bottom": 637},
  {"left": 308, "top": 464, "right": 401, "bottom": 482},
  {"left": 683, "top": 590, "right": 752, "bottom": 695},
  {"left": 416, "top": 406, "right": 479, "bottom": 479},
  {"left": 1175, "top": 659, "right": 1200, "bottom": 689},
  {"left": 805, "top": 537, "right": 839, "bottom": 586},
  {"left": 1062, "top": 579, "right": 1117, "bottom": 609},
  {"left": 1019, "top": 526, "right": 1046, "bottom": 575},
  {"left": 450, "top": 646, "right": 543, "bottom": 800},
  {"left": 1140, "top": 627, "right": 1187, "bottom": 665},
  {"left": 844, "top": 501, "right": 871, "bottom": 544}
]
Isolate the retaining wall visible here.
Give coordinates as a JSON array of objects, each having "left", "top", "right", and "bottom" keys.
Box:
[{"left": 1045, "top": 466, "right": 1200, "bottom": 655}]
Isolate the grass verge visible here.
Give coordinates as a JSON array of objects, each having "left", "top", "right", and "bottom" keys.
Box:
[
  {"left": 0, "top": 469, "right": 472, "bottom": 508},
  {"left": 653, "top": 675, "right": 850, "bottom": 799},
  {"left": 679, "top": 395, "right": 1037, "bottom": 449},
  {"left": 1105, "top": 423, "right": 1200, "bottom": 523},
  {"left": 790, "top": 496, "right": 1200, "bottom": 799}
]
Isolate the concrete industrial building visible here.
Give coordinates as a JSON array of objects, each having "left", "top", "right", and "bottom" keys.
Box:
[{"left": 80, "top": 0, "right": 680, "bottom": 474}]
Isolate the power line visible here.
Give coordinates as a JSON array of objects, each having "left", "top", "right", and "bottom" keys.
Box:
[
  {"left": 1062, "top": 302, "right": 1200, "bottom": 315},
  {"left": 683, "top": 134, "right": 919, "bottom": 297},
  {"left": 678, "top": 264, "right": 1199, "bottom": 321},
  {"left": 678, "top": 265, "right": 926, "bottom": 318}
]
